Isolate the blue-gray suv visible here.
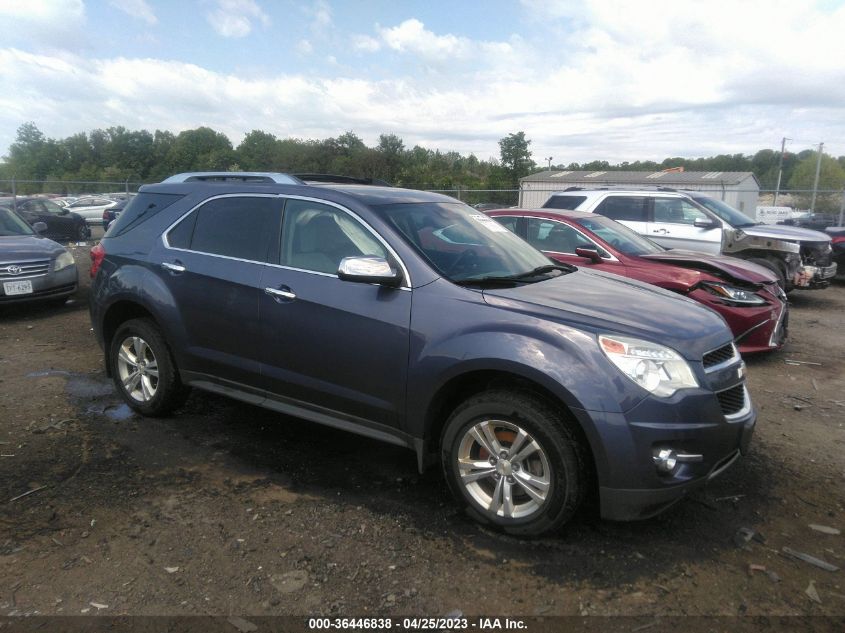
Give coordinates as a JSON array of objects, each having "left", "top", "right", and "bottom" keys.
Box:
[{"left": 89, "top": 172, "right": 756, "bottom": 536}]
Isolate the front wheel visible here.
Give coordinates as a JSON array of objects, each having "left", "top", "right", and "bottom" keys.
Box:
[
  {"left": 76, "top": 224, "right": 90, "bottom": 240},
  {"left": 441, "top": 390, "right": 587, "bottom": 536},
  {"left": 109, "top": 318, "right": 188, "bottom": 416}
]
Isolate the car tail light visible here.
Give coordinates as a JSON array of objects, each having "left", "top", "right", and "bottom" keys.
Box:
[
  {"left": 90, "top": 242, "right": 105, "bottom": 278},
  {"left": 831, "top": 236, "right": 845, "bottom": 245}
]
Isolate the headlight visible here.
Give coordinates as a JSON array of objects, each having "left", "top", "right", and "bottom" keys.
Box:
[
  {"left": 598, "top": 335, "right": 699, "bottom": 398},
  {"left": 700, "top": 281, "right": 766, "bottom": 305},
  {"left": 54, "top": 250, "right": 75, "bottom": 271}
]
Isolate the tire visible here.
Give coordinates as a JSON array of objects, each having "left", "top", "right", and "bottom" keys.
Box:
[
  {"left": 109, "top": 318, "right": 189, "bottom": 416},
  {"left": 747, "top": 257, "right": 788, "bottom": 292},
  {"left": 441, "top": 389, "right": 587, "bottom": 536},
  {"left": 76, "top": 224, "right": 89, "bottom": 240}
]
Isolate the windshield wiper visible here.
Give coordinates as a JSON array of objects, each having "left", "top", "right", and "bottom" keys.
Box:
[
  {"left": 509, "top": 263, "right": 575, "bottom": 279},
  {"left": 454, "top": 264, "right": 575, "bottom": 287}
]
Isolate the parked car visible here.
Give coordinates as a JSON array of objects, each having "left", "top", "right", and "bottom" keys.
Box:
[
  {"left": 542, "top": 189, "right": 837, "bottom": 291},
  {"left": 64, "top": 196, "right": 119, "bottom": 225},
  {"left": 90, "top": 172, "right": 755, "bottom": 536},
  {"left": 102, "top": 196, "right": 134, "bottom": 232},
  {"left": 487, "top": 208, "right": 787, "bottom": 354},
  {"left": 0, "top": 197, "right": 91, "bottom": 241},
  {"left": 778, "top": 212, "right": 843, "bottom": 232},
  {"left": 824, "top": 226, "right": 845, "bottom": 272},
  {"left": 0, "top": 207, "right": 78, "bottom": 305}
]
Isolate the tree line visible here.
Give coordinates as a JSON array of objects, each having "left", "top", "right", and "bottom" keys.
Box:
[{"left": 1, "top": 123, "right": 843, "bottom": 209}]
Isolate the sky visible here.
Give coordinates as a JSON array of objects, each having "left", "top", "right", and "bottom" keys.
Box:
[{"left": 0, "top": 0, "right": 843, "bottom": 165}]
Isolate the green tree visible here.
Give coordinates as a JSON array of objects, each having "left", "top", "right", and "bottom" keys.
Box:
[
  {"left": 498, "top": 131, "right": 534, "bottom": 184},
  {"left": 237, "top": 130, "right": 280, "bottom": 170},
  {"left": 787, "top": 151, "right": 845, "bottom": 212},
  {"left": 166, "top": 127, "right": 235, "bottom": 172}
]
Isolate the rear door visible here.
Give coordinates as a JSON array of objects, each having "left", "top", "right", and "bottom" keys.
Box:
[
  {"left": 153, "top": 194, "right": 282, "bottom": 387},
  {"left": 258, "top": 197, "right": 411, "bottom": 428},
  {"left": 592, "top": 195, "right": 649, "bottom": 237},
  {"left": 648, "top": 197, "right": 722, "bottom": 253}
]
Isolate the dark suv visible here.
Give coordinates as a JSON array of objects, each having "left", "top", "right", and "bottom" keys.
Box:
[{"left": 89, "top": 172, "right": 755, "bottom": 536}]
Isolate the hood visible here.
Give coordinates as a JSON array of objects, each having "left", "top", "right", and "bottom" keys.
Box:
[
  {"left": 482, "top": 269, "right": 731, "bottom": 360},
  {"left": 0, "top": 235, "right": 66, "bottom": 259},
  {"left": 639, "top": 249, "right": 777, "bottom": 284},
  {"left": 741, "top": 223, "right": 831, "bottom": 243}
]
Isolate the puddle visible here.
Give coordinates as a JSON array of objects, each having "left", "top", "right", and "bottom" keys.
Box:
[
  {"left": 28, "top": 368, "right": 115, "bottom": 399},
  {"left": 27, "top": 369, "right": 71, "bottom": 378},
  {"left": 103, "top": 403, "right": 134, "bottom": 421}
]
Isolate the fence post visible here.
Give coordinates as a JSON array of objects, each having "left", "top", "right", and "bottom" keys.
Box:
[{"left": 838, "top": 188, "right": 845, "bottom": 227}]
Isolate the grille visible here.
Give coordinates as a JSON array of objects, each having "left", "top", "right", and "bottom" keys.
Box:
[
  {"left": 703, "top": 343, "right": 736, "bottom": 369},
  {"left": 717, "top": 385, "right": 746, "bottom": 416},
  {"left": 0, "top": 259, "right": 50, "bottom": 279}
]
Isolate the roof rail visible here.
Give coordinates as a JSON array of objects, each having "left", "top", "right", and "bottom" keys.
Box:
[
  {"left": 161, "top": 172, "right": 304, "bottom": 184},
  {"left": 552, "top": 185, "right": 683, "bottom": 193},
  {"left": 294, "top": 173, "right": 394, "bottom": 187}
]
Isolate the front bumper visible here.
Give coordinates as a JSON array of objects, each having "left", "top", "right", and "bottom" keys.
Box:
[
  {"left": 0, "top": 265, "right": 78, "bottom": 304},
  {"left": 793, "top": 262, "right": 837, "bottom": 289},
  {"left": 575, "top": 354, "right": 756, "bottom": 521}
]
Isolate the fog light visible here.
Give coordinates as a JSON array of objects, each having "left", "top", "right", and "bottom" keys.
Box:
[{"left": 653, "top": 448, "right": 678, "bottom": 473}]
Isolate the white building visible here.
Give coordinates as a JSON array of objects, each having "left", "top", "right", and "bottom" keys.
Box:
[{"left": 519, "top": 170, "right": 761, "bottom": 217}]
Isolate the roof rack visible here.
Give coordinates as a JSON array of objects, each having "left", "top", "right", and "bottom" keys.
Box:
[
  {"left": 557, "top": 185, "right": 680, "bottom": 193},
  {"left": 161, "top": 172, "right": 304, "bottom": 184},
  {"left": 294, "top": 174, "right": 393, "bottom": 187}
]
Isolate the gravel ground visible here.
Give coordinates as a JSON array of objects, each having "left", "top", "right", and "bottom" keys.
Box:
[{"left": 0, "top": 238, "right": 843, "bottom": 624}]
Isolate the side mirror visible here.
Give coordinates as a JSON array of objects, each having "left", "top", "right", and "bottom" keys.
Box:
[
  {"left": 337, "top": 256, "right": 402, "bottom": 287},
  {"left": 32, "top": 222, "right": 48, "bottom": 234},
  {"left": 694, "top": 217, "right": 719, "bottom": 229},
  {"left": 575, "top": 246, "right": 603, "bottom": 263}
]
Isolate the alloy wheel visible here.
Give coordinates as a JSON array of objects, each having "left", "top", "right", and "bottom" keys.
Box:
[{"left": 116, "top": 336, "right": 159, "bottom": 402}]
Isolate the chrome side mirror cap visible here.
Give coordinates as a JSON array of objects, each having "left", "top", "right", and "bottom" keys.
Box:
[{"left": 337, "top": 256, "right": 403, "bottom": 287}]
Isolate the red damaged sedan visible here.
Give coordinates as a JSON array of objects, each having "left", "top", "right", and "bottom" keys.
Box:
[{"left": 487, "top": 209, "right": 788, "bottom": 354}]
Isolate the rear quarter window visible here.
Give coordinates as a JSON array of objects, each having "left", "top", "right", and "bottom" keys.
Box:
[
  {"left": 594, "top": 196, "right": 648, "bottom": 222},
  {"left": 106, "top": 193, "right": 184, "bottom": 236},
  {"left": 542, "top": 195, "right": 587, "bottom": 210}
]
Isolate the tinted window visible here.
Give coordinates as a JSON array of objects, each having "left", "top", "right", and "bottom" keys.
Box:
[
  {"left": 594, "top": 196, "right": 647, "bottom": 221},
  {"left": 652, "top": 198, "right": 708, "bottom": 225},
  {"left": 526, "top": 218, "right": 593, "bottom": 254},
  {"left": 188, "top": 196, "right": 280, "bottom": 262},
  {"left": 492, "top": 216, "right": 519, "bottom": 232},
  {"left": 167, "top": 211, "right": 197, "bottom": 249},
  {"left": 575, "top": 216, "right": 664, "bottom": 256},
  {"left": 281, "top": 200, "right": 386, "bottom": 274},
  {"left": 543, "top": 195, "right": 587, "bottom": 210},
  {"left": 108, "top": 192, "right": 183, "bottom": 236}
]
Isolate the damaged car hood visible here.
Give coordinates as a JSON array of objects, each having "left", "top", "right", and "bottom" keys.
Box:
[
  {"left": 639, "top": 250, "right": 776, "bottom": 284},
  {"left": 740, "top": 224, "right": 832, "bottom": 243}
]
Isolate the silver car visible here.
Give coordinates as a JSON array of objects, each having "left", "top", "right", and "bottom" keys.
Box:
[
  {"left": 64, "top": 195, "right": 119, "bottom": 225},
  {"left": 542, "top": 189, "right": 836, "bottom": 291},
  {"left": 0, "top": 208, "right": 78, "bottom": 305}
]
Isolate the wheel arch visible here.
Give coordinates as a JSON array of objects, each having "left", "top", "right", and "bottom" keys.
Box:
[{"left": 419, "top": 368, "right": 599, "bottom": 489}]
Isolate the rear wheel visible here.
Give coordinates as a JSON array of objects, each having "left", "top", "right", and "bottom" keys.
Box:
[
  {"left": 441, "top": 390, "right": 587, "bottom": 536},
  {"left": 109, "top": 318, "right": 188, "bottom": 416},
  {"left": 76, "top": 224, "right": 89, "bottom": 240}
]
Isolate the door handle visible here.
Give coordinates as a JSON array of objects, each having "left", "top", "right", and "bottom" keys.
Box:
[
  {"left": 652, "top": 228, "right": 668, "bottom": 234},
  {"left": 264, "top": 287, "right": 296, "bottom": 300},
  {"left": 161, "top": 262, "right": 186, "bottom": 273}
]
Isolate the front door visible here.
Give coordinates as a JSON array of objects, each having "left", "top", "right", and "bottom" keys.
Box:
[
  {"left": 259, "top": 198, "right": 411, "bottom": 428},
  {"left": 648, "top": 197, "right": 722, "bottom": 253}
]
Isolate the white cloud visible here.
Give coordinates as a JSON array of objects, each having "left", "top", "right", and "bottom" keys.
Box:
[
  {"left": 206, "top": 0, "right": 270, "bottom": 38},
  {"left": 352, "top": 34, "right": 381, "bottom": 53},
  {"left": 2, "top": 1, "right": 845, "bottom": 163},
  {"left": 0, "top": 0, "right": 84, "bottom": 22},
  {"left": 109, "top": 0, "right": 157, "bottom": 25}
]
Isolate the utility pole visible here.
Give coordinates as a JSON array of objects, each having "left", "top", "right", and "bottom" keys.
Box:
[
  {"left": 546, "top": 156, "right": 553, "bottom": 171},
  {"left": 773, "top": 136, "right": 790, "bottom": 206},
  {"left": 810, "top": 142, "right": 823, "bottom": 213}
]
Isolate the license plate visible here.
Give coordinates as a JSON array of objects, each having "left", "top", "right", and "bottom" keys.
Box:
[{"left": 3, "top": 280, "right": 33, "bottom": 295}]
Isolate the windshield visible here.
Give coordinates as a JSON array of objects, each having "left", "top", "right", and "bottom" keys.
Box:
[
  {"left": 0, "top": 208, "right": 35, "bottom": 236},
  {"left": 693, "top": 196, "right": 756, "bottom": 227},
  {"left": 375, "top": 202, "right": 555, "bottom": 282},
  {"left": 575, "top": 215, "right": 665, "bottom": 256}
]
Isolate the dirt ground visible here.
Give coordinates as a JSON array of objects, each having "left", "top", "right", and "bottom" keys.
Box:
[{"left": 1, "top": 236, "right": 844, "bottom": 625}]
